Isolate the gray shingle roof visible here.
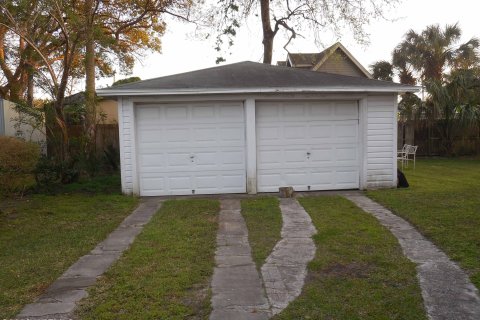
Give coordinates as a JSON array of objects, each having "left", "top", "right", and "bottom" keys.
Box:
[{"left": 98, "top": 61, "right": 417, "bottom": 95}]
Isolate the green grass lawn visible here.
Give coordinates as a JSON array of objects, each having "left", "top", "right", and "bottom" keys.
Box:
[
  {"left": 0, "top": 193, "right": 137, "bottom": 318},
  {"left": 76, "top": 199, "right": 219, "bottom": 320},
  {"left": 274, "top": 196, "right": 427, "bottom": 319},
  {"left": 368, "top": 158, "right": 480, "bottom": 288},
  {"left": 241, "top": 197, "right": 283, "bottom": 268}
]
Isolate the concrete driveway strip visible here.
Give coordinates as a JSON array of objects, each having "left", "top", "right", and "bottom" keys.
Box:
[
  {"left": 346, "top": 194, "right": 480, "bottom": 320},
  {"left": 261, "top": 198, "right": 317, "bottom": 315},
  {"left": 17, "top": 198, "right": 161, "bottom": 320},
  {"left": 210, "top": 199, "right": 271, "bottom": 320}
]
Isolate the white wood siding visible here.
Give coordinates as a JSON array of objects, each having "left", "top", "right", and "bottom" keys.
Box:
[
  {"left": 366, "top": 94, "right": 396, "bottom": 188},
  {"left": 118, "top": 98, "right": 135, "bottom": 194}
]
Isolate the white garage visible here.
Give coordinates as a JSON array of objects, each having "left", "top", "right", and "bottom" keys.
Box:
[{"left": 98, "top": 61, "right": 418, "bottom": 196}]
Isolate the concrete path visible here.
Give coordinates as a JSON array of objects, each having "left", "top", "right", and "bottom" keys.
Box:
[
  {"left": 17, "top": 198, "right": 161, "bottom": 320},
  {"left": 261, "top": 198, "right": 317, "bottom": 315},
  {"left": 346, "top": 194, "right": 480, "bottom": 320},
  {"left": 210, "top": 199, "right": 270, "bottom": 320}
]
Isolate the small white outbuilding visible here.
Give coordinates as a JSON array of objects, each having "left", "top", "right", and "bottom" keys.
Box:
[{"left": 98, "top": 61, "right": 418, "bottom": 196}]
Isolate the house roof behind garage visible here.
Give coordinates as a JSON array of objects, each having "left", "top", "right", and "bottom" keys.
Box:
[{"left": 98, "top": 61, "right": 418, "bottom": 96}]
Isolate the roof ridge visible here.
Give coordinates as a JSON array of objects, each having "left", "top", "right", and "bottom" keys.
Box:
[{"left": 106, "top": 61, "right": 255, "bottom": 89}]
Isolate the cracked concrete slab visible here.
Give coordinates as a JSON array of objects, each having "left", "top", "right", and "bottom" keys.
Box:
[
  {"left": 210, "top": 199, "right": 270, "bottom": 320},
  {"left": 17, "top": 199, "right": 162, "bottom": 320},
  {"left": 346, "top": 194, "right": 480, "bottom": 320},
  {"left": 261, "top": 198, "right": 317, "bottom": 315}
]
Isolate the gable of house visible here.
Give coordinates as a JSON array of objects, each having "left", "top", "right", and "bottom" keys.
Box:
[
  {"left": 277, "top": 42, "right": 372, "bottom": 79},
  {"left": 315, "top": 48, "right": 367, "bottom": 78}
]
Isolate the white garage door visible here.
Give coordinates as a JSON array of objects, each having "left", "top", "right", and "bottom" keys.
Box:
[
  {"left": 135, "top": 102, "right": 246, "bottom": 196},
  {"left": 256, "top": 101, "right": 359, "bottom": 192}
]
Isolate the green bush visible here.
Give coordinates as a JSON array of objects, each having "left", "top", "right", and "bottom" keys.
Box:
[{"left": 0, "top": 136, "right": 40, "bottom": 195}]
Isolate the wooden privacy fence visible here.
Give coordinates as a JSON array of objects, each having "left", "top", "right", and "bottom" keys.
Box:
[
  {"left": 398, "top": 120, "right": 480, "bottom": 156},
  {"left": 95, "top": 124, "right": 119, "bottom": 151},
  {"left": 47, "top": 124, "right": 119, "bottom": 157}
]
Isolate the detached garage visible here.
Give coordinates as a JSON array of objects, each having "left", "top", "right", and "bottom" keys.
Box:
[{"left": 98, "top": 61, "right": 418, "bottom": 196}]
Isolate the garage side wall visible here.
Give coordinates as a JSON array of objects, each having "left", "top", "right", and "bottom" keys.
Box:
[
  {"left": 365, "top": 94, "right": 397, "bottom": 188},
  {"left": 118, "top": 98, "right": 135, "bottom": 194}
]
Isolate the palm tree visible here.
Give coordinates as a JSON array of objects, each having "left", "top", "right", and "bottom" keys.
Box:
[
  {"left": 370, "top": 60, "right": 394, "bottom": 81},
  {"left": 396, "top": 23, "right": 480, "bottom": 83},
  {"left": 392, "top": 45, "right": 417, "bottom": 85},
  {"left": 426, "top": 69, "right": 480, "bottom": 154}
]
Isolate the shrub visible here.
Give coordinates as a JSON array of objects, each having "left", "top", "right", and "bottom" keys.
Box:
[{"left": 0, "top": 137, "right": 40, "bottom": 195}]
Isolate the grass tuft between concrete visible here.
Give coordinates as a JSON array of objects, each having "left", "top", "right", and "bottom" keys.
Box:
[
  {"left": 273, "top": 196, "right": 427, "bottom": 319},
  {"left": 75, "top": 199, "right": 219, "bottom": 320},
  {"left": 241, "top": 197, "right": 283, "bottom": 269}
]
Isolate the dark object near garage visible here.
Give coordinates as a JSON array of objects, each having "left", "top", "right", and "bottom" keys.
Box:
[{"left": 397, "top": 169, "right": 409, "bottom": 188}]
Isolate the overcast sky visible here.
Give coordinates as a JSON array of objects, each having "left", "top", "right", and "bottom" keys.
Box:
[{"left": 97, "top": 0, "right": 479, "bottom": 88}]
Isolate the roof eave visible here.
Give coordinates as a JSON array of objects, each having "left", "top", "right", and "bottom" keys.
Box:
[{"left": 98, "top": 86, "right": 419, "bottom": 97}]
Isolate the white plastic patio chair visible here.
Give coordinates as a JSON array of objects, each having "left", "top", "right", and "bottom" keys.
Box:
[
  {"left": 397, "top": 144, "right": 408, "bottom": 169},
  {"left": 404, "top": 145, "right": 418, "bottom": 168}
]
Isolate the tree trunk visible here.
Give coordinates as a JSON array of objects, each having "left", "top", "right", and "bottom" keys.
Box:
[
  {"left": 84, "top": 0, "right": 97, "bottom": 168},
  {"left": 260, "top": 0, "right": 274, "bottom": 64},
  {"left": 27, "top": 67, "right": 34, "bottom": 106}
]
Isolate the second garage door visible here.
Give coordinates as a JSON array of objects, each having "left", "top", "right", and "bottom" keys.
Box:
[
  {"left": 135, "top": 102, "right": 246, "bottom": 196},
  {"left": 256, "top": 101, "right": 360, "bottom": 192}
]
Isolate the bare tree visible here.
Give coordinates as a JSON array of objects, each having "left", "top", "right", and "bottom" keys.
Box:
[{"left": 201, "top": 0, "right": 400, "bottom": 64}]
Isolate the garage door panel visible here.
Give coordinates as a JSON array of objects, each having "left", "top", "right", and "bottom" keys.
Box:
[
  {"left": 221, "top": 127, "right": 245, "bottom": 141},
  {"left": 221, "top": 150, "right": 245, "bottom": 165},
  {"left": 257, "top": 150, "right": 282, "bottom": 166},
  {"left": 335, "top": 147, "right": 358, "bottom": 161},
  {"left": 309, "top": 124, "right": 332, "bottom": 138},
  {"left": 284, "top": 125, "right": 306, "bottom": 139},
  {"left": 284, "top": 149, "right": 310, "bottom": 163},
  {"left": 309, "top": 170, "right": 334, "bottom": 187},
  {"left": 222, "top": 174, "right": 246, "bottom": 188},
  {"left": 192, "top": 105, "right": 216, "bottom": 118},
  {"left": 335, "top": 122, "right": 358, "bottom": 138},
  {"left": 256, "top": 173, "right": 281, "bottom": 192},
  {"left": 336, "top": 170, "right": 359, "bottom": 183},
  {"left": 194, "top": 151, "right": 217, "bottom": 166},
  {"left": 256, "top": 126, "right": 280, "bottom": 141},
  {"left": 283, "top": 171, "right": 310, "bottom": 185},
  {"left": 310, "top": 104, "right": 333, "bottom": 116},
  {"left": 165, "top": 105, "right": 188, "bottom": 119},
  {"left": 136, "top": 102, "right": 246, "bottom": 196},
  {"left": 309, "top": 147, "right": 333, "bottom": 162},
  {"left": 220, "top": 104, "right": 244, "bottom": 117},
  {"left": 257, "top": 101, "right": 359, "bottom": 192},
  {"left": 193, "top": 128, "right": 217, "bottom": 141},
  {"left": 334, "top": 102, "right": 359, "bottom": 117},
  {"left": 140, "top": 154, "right": 166, "bottom": 167}
]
